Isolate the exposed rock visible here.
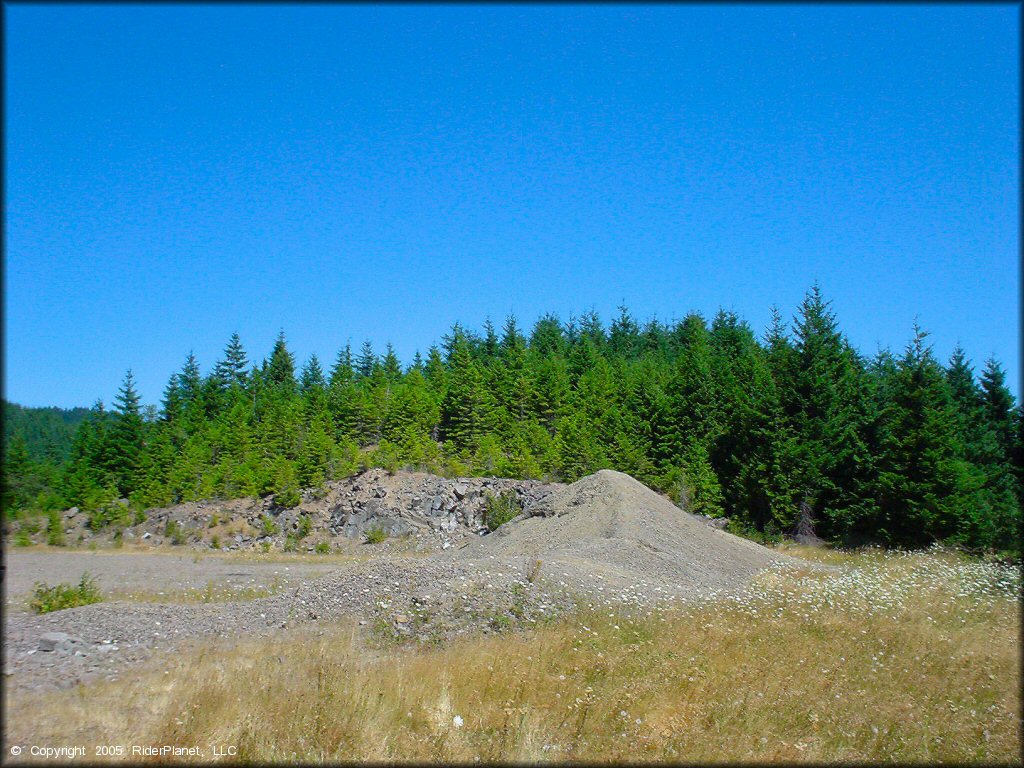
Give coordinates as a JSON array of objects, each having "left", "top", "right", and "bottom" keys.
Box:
[{"left": 38, "top": 632, "right": 79, "bottom": 653}]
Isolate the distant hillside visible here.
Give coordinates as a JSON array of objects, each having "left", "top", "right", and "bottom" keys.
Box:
[{"left": 2, "top": 401, "right": 90, "bottom": 463}]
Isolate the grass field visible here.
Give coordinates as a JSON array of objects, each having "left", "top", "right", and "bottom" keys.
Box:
[{"left": 5, "top": 545, "right": 1020, "bottom": 763}]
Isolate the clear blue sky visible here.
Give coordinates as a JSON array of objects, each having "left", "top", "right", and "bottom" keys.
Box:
[{"left": 4, "top": 4, "right": 1019, "bottom": 409}]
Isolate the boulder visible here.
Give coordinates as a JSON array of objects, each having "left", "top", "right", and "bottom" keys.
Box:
[
  {"left": 453, "top": 483, "right": 468, "bottom": 500},
  {"left": 39, "top": 632, "right": 80, "bottom": 653}
]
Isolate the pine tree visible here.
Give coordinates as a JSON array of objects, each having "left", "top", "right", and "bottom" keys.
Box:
[
  {"left": 214, "top": 332, "right": 249, "bottom": 388},
  {"left": 482, "top": 318, "right": 500, "bottom": 359},
  {"left": 300, "top": 354, "right": 326, "bottom": 393},
  {"left": 529, "top": 313, "right": 565, "bottom": 356},
  {"left": 782, "top": 286, "right": 876, "bottom": 539},
  {"left": 874, "top": 326, "right": 962, "bottom": 545},
  {"left": 266, "top": 332, "right": 297, "bottom": 394},
  {"left": 439, "top": 332, "right": 489, "bottom": 451},
  {"left": 108, "top": 370, "right": 145, "bottom": 497},
  {"left": 329, "top": 344, "right": 354, "bottom": 387},
  {"left": 381, "top": 343, "right": 403, "bottom": 382},
  {"left": 355, "top": 340, "right": 377, "bottom": 379},
  {"left": 980, "top": 358, "right": 1016, "bottom": 463},
  {"left": 609, "top": 305, "right": 641, "bottom": 358}
]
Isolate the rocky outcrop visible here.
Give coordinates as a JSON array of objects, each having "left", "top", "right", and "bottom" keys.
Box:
[{"left": 48, "top": 469, "right": 564, "bottom": 552}]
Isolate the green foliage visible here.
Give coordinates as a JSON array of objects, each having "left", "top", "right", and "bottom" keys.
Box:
[
  {"left": 315, "top": 540, "right": 331, "bottom": 554},
  {"left": 8, "top": 288, "right": 1018, "bottom": 556},
  {"left": 283, "top": 534, "right": 299, "bottom": 552},
  {"left": 30, "top": 573, "right": 102, "bottom": 614},
  {"left": 296, "top": 513, "right": 312, "bottom": 539},
  {"left": 364, "top": 525, "right": 388, "bottom": 544},
  {"left": 274, "top": 486, "right": 301, "bottom": 509},
  {"left": 261, "top": 514, "right": 280, "bottom": 537},
  {"left": 165, "top": 519, "right": 188, "bottom": 546},
  {"left": 46, "top": 509, "right": 66, "bottom": 546},
  {"left": 484, "top": 490, "right": 521, "bottom": 532},
  {"left": 14, "top": 528, "right": 33, "bottom": 547},
  {"left": 88, "top": 494, "right": 134, "bottom": 531}
]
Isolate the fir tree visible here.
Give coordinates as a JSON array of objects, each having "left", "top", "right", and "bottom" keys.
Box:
[
  {"left": 214, "top": 332, "right": 249, "bottom": 388},
  {"left": 355, "top": 340, "right": 377, "bottom": 379},
  {"left": 108, "top": 370, "right": 145, "bottom": 497},
  {"left": 300, "top": 355, "right": 327, "bottom": 393}
]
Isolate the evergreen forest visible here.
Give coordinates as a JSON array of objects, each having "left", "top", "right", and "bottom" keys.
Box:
[{"left": 3, "top": 287, "right": 1020, "bottom": 554}]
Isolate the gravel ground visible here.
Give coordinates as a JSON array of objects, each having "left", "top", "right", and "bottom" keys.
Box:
[
  {"left": 4, "top": 550, "right": 342, "bottom": 609},
  {"left": 3, "top": 471, "right": 815, "bottom": 695},
  {"left": 3, "top": 551, "right": 576, "bottom": 694}
]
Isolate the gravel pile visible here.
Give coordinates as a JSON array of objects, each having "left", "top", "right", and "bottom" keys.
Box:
[
  {"left": 4, "top": 470, "right": 808, "bottom": 694},
  {"left": 459, "top": 469, "right": 799, "bottom": 601}
]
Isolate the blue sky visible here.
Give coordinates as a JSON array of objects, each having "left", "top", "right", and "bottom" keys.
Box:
[{"left": 4, "top": 4, "right": 1019, "bottom": 408}]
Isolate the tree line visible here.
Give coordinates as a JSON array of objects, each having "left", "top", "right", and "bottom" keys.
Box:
[{"left": 3, "top": 286, "right": 1020, "bottom": 554}]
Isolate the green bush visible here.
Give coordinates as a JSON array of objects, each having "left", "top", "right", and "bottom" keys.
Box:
[
  {"left": 364, "top": 526, "right": 388, "bottom": 544},
  {"left": 88, "top": 502, "right": 133, "bottom": 532},
  {"left": 484, "top": 490, "right": 521, "bottom": 532},
  {"left": 30, "top": 573, "right": 102, "bottom": 614},
  {"left": 296, "top": 514, "right": 312, "bottom": 539},
  {"left": 165, "top": 519, "right": 187, "bottom": 546},
  {"left": 46, "top": 510, "right": 66, "bottom": 547},
  {"left": 283, "top": 534, "right": 299, "bottom": 552},
  {"left": 211, "top": 534, "right": 221, "bottom": 549},
  {"left": 261, "top": 514, "right": 280, "bottom": 536},
  {"left": 315, "top": 541, "right": 331, "bottom": 554},
  {"left": 14, "top": 528, "right": 33, "bottom": 547},
  {"left": 275, "top": 486, "right": 300, "bottom": 509}
]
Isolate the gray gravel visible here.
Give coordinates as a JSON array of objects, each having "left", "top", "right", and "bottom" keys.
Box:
[
  {"left": 4, "top": 550, "right": 341, "bottom": 609},
  {"left": 3, "top": 471, "right": 814, "bottom": 695}
]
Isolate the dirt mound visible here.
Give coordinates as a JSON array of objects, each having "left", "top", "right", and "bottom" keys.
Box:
[{"left": 459, "top": 469, "right": 791, "bottom": 599}]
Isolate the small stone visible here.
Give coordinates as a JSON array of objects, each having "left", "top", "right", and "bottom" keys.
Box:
[
  {"left": 453, "top": 484, "right": 468, "bottom": 500},
  {"left": 394, "top": 615, "right": 410, "bottom": 624},
  {"left": 39, "top": 632, "right": 72, "bottom": 653}
]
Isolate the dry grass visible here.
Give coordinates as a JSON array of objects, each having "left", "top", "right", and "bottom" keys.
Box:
[{"left": 5, "top": 547, "right": 1019, "bottom": 764}]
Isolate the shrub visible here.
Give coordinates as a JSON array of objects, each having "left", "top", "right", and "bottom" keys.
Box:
[
  {"left": 484, "top": 491, "right": 521, "bottom": 532},
  {"left": 14, "top": 529, "right": 33, "bottom": 547},
  {"left": 30, "top": 573, "right": 102, "bottom": 614},
  {"left": 46, "top": 510, "right": 66, "bottom": 547},
  {"left": 260, "top": 541, "right": 272, "bottom": 553},
  {"left": 261, "top": 514, "right": 280, "bottom": 537},
  {"left": 283, "top": 534, "right": 299, "bottom": 552},
  {"left": 88, "top": 502, "right": 133, "bottom": 532},
  {"left": 364, "top": 526, "right": 388, "bottom": 545},
  {"left": 275, "top": 487, "right": 301, "bottom": 509},
  {"left": 296, "top": 514, "right": 312, "bottom": 539},
  {"left": 315, "top": 541, "right": 331, "bottom": 554},
  {"left": 165, "top": 520, "right": 187, "bottom": 546},
  {"left": 211, "top": 534, "right": 221, "bottom": 550},
  {"left": 209, "top": 514, "right": 220, "bottom": 529}
]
